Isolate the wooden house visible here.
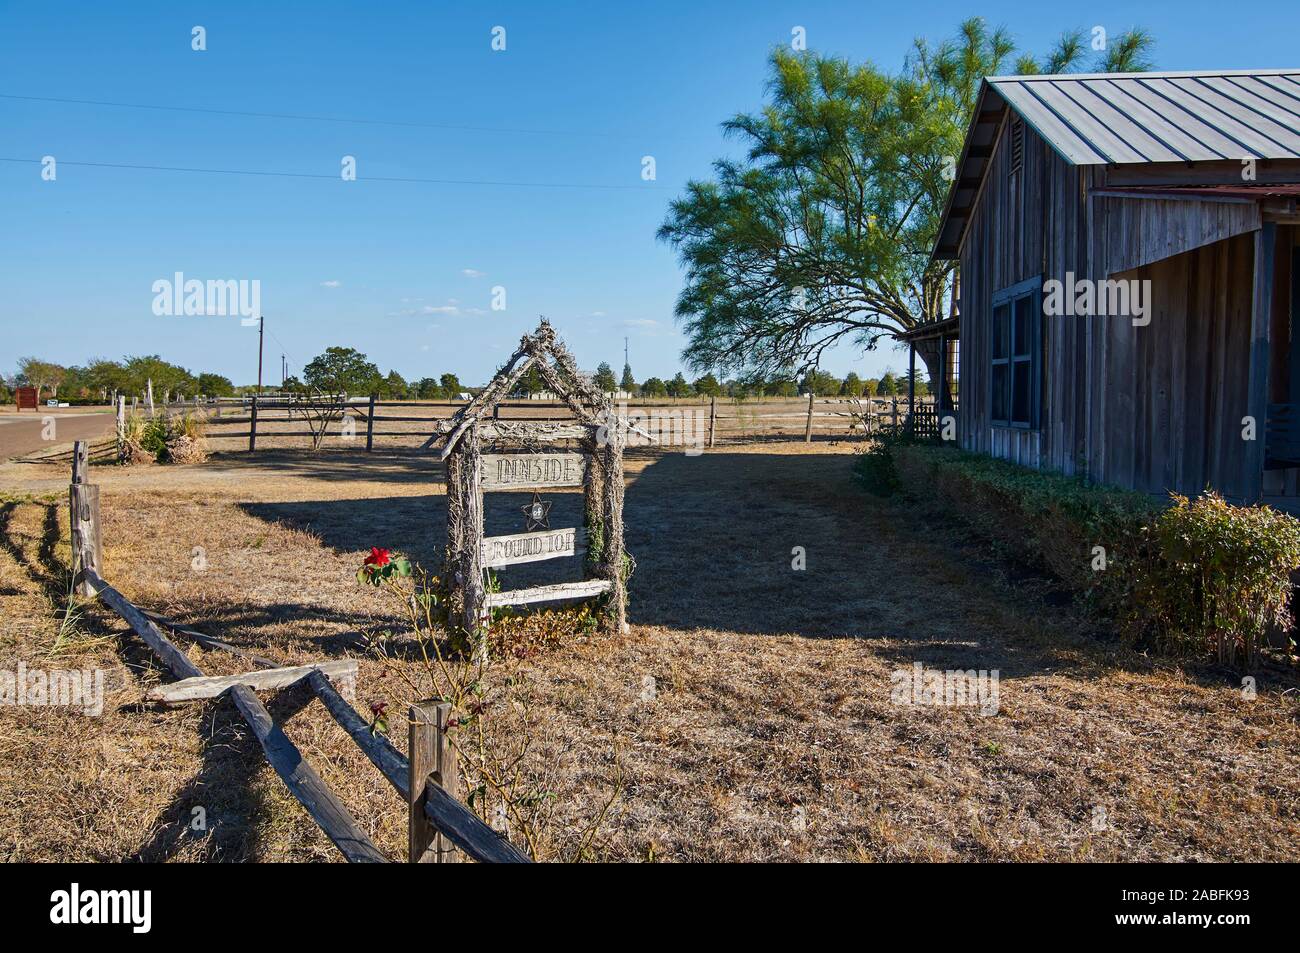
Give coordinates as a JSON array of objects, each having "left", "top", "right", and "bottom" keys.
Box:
[{"left": 922, "top": 69, "right": 1300, "bottom": 505}]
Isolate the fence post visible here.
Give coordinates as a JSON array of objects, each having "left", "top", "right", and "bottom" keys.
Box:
[
  {"left": 146, "top": 378, "right": 155, "bottom": 417},
  {"left": 115, "top": 396, "right": 126, "bottom": 460},
  {"left": 249, "top": 395, "right": 258, "bottom": 452},
  {"left": 804, "top": 392, "right": 815, "bottom": 443},
  {"left": 892, "top": 397, "right": 899, "bottom": 430},
  {"left": 409, "top": 700, "right": 460, "bottom": 863},
  {"left": 708, "top": 395, "right": 717, "bottom": 449},
  {"left": 69, "top": 441, "right": 102, "bottom": 598},
  {"left": 366, "top": 394, "right": 376, "bottom": 452}
]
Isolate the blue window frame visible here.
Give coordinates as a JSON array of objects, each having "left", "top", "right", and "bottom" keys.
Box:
[{"left": 990, "top": 276, "right": 1042, "bottom": 429}]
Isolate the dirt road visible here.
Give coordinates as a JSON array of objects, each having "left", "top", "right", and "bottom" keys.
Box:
[{"left": 0, "top": 411, "right": 114, "bottom": 461}]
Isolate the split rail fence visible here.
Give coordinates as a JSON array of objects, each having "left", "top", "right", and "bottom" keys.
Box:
[{"left": 67, "top": 441, "right": 530, "bottom": 864}]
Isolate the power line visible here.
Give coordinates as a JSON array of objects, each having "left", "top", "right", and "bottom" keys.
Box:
[
  {"left": 0, "top": 155, "right": 667, "bottom": 191},
  {"left": 0, "top": 92, "right": 675, "bottom": 142},
  {"left": 265, "top": 327, "right": 295, "bottom": 369}
]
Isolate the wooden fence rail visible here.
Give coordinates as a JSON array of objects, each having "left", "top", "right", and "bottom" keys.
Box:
[
  {"left": 69, "top": 440, "right": 531, "bottom": 864},
  {"left": 167, "top": 394, "right": 936, "bottom": 452},
  {"left": 85, "top": 566, "right": 388, "bottom": 863}
]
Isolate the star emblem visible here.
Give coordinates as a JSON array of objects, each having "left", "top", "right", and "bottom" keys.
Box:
[{"left": 521, "top": 491, "right": 552, "bottom": 531}]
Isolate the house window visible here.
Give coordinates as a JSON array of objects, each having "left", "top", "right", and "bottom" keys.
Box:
[{"left": 990, "top": 277, "right": 1041, "bottom": 429}]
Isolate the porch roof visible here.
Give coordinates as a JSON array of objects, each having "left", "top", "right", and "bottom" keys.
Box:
[{"left": 897, "top": 315, "right": 959, "bottom": 344}]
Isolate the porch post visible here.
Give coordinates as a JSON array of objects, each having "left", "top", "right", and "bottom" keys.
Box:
[
  {"left": 937, "top": 333, "right": 948, "bottom": 415},
  {"left": 1246, "top": 222, "right": 1276, "bottom": 503},
  {"left": 908, "top": 342, "right": 917, "bottom": 436}
]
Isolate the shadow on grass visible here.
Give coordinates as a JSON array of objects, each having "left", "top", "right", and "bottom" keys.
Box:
[
  {"left": 131, "top": 684, "right": 318, "bottom": 862},
  {"left": 221, "top": 446, "right": 1280, "bottom": 689},
  {"left": 231, "top": 450, "right": 1061, "bottom": 655},
  {"left": 0, "top": 499, "right": 70, "bottom": 609},
  {"left": 206, "top": 446, "right": 444, "bottom": 486}
]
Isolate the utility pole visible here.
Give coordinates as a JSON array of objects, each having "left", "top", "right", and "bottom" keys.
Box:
[
  {"left": 281, "top": 354, "right": 286, "bottom": 388},
  {"left": 256, "top": 315, "right": 265, "bottom": 396}
]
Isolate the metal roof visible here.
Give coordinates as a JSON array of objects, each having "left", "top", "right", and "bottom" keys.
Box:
[
  {"left": 989, "top": 69, "right": 1300, "bottom": 165},
  {"left": 931, "top": 68, "right": 1300, "bottom": 259}
]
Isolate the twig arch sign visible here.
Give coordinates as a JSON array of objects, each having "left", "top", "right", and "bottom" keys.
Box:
[{"left": 428, "top": 319, "right": 636, "bottom": 648}]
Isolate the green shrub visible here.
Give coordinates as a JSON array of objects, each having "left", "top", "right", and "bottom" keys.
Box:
[
  {"left": 879, "top": 444, "right": 1300, "bottom": 669},
  {"left": 855, "top": 441, "right": 900, "bottom": 496},
  {"left": 889, "top": 444, "right": 1157, "bottom": 617},
  {"left": 853, "top": 426, "right": 930, "bottom": 497},
  {"left": 1140, "top": 493, "right": 1300, "bottom": 667},
  {"left": 139, "top": 415, "right": 171, "bottom": 459}
]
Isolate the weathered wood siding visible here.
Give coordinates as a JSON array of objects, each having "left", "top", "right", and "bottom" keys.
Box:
[
  {"left": 1263, "top": 226, "right": 1300, "bottom": 499},
  {"left": 1101, "top": 196, "right": 1261, "bottom": 275},
  {"left": 1102, "top": 234, "right": 1254, "bottom": 498},
  {"left": 958, "top": 115, "right": 1288, "bottom": 501},
  {"left": 958, "top": 116, "right": 1088, "bottom": 475}
]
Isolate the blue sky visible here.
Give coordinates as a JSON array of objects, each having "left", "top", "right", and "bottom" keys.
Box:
[{"left": 3, "top": 1, "right": 1298, "bottom": 387}]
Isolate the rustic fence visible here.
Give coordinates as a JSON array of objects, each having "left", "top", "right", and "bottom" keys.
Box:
[
  {"left": 156, "top": 393, "right": 935, "bottom": 452},
  {"left": 67, "top": 440, "right": 530, "bottom": 863}
]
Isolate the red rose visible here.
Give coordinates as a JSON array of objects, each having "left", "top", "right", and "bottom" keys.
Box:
[{"left": 365, "top": 547, "right": 391, "bottom": 567}]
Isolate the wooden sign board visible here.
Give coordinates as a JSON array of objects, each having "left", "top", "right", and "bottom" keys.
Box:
[
  {"left": 481, "top": 527, "right": 581, "bottom": 568},
  {"left": 482, "top": 453, "right": 586, "bottom": 489},
  {"left": 15, "top": 387, "right": 38, "bottom": 411}
]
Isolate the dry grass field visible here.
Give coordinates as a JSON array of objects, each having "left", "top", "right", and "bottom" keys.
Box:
[{"left": 1, "top": 436, "right": 1298, "bottom": 862}]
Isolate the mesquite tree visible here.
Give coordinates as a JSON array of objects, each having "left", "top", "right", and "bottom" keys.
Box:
[{"left": 659, "top": 18, "right": 1154, "bottom": 389}]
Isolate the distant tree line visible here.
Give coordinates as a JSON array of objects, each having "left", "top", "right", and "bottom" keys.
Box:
[
  {"left": 564, "top": 359, "right": 927, "bottom": 400},
  {"left": 3, "top": 346, "right": 928, "bottom": 407},
  {"left": 2, "top": 355, "right": 235, "bottom": 405}
]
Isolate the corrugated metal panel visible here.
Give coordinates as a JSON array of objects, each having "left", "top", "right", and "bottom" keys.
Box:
[
  {"left": 1120, "top": 79, "right": 1260, "bottom": 158},
  {"left": 1081, "top": 79, "right": 1206, "bottom": 160},
  {"left": 989, "top": 69, "right": 1300, "bottom": 165},
  {"left": 1052, "top": 81, "right": 1175, "bottom": 161},
  {"left": 991, "top": 83, "right": 1099, "bottom": 164},
  {"left": 1027, "top": 81, "right": 1147, "bottom": 162},
  {"left": 1219, "top": 76, "right": 1300, "bottom": 125},
  {"left": 1197, "top": 76, "right": 1300, "bottom": 137}
]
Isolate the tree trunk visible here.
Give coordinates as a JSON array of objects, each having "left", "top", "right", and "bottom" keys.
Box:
[{"left": 913, "top": 337, "right": 947, "bottom": 409}]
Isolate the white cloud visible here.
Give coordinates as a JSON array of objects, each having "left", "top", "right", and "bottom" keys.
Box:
[
  {"left": 622, "top": 318, "right": 659, "bottom": 328},
  {"left": 393, "top": 296, "right": 488, "bottom": 319},
  {"left": 320, "top": 280, "right": 341, "bottom": 288},
  {"left": 461, "top": 268, "right": 486, "bottom": 278}
]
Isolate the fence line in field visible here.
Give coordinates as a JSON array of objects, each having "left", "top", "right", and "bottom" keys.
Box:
[
  {"left": 67, "top": 440, "right": 530, "bottom": 864},
  {"left": 151, "top": 393, "right": 938, "bottom": 452}
]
